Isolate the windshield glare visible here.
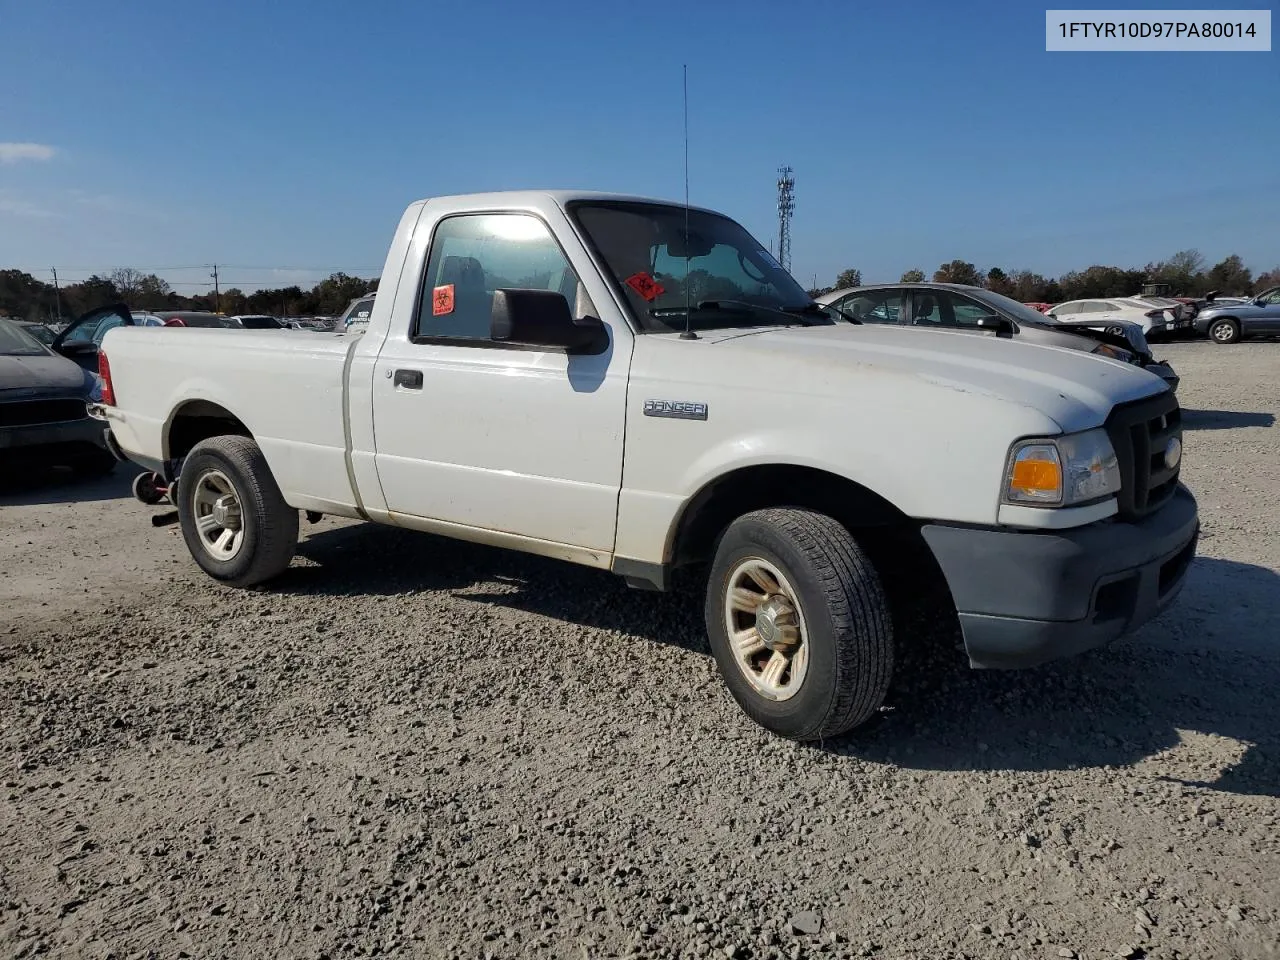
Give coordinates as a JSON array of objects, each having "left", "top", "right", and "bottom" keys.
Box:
[
  {"left": 0, "top": 318, "right": 50, "bottom": 356},
  {"left": 570, "top": 202, "right": 820, "bottom": 333}
]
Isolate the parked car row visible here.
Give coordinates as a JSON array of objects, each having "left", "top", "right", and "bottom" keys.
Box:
[{"left": 1021, "top": 287, "right": 1280, "bottom": 345}]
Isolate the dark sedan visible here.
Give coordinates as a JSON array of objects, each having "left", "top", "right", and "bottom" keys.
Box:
[{"left": 0, "top": 315, "right": 116, "bottom": 477}]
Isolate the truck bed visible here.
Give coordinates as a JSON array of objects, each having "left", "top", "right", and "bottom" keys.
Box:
[{"left": 102, "top": 327, "right": 358, "bottom": 513}]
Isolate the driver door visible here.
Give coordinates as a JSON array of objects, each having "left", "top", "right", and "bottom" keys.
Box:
[
  {"left": 370, "top": 210, "right": 630, "bottom": 555},
  {"left": 1252, "top": 289, "right": 1280, "bottom": 333}
]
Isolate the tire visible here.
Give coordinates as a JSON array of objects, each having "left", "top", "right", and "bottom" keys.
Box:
[
  {"left": 132, "top": 470, "right": 166, "bottom": 505},
  {"left": 176, "top": 435, "right": 298, "bottom": 587},
  {"left": 705, "top": 507, "right": 893, "bottom": 741},
  {"left": 1208, "top": 318, "right": 1241, "bottom": 344},
  {"left": 71, "top": 447, "right": 117, "bottom": 479}
]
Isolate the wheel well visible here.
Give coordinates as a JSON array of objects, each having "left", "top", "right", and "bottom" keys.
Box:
[
  {"left": 167, "top": 400, "right": 252, "bottom": 463},
  {"left": 671, "top": 465, "right": 910, "bottom": 568}
]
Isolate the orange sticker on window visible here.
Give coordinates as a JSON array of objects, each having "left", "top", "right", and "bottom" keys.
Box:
[
  {"left": 432, "top": 284, "right": 455, "bottom": 316},
  {"left": 624, "top": 271, "right": 665, "bottom": 302}
]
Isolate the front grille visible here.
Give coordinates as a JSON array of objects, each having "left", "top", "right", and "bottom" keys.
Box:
[
  {"left": 0, "top": 398, "right": 87, "bottom": 428},
  {"left": 1105, "top": 391, "right": 1182, "bottom": 521}
]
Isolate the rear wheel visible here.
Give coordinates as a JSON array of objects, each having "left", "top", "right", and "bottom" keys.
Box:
[
  {"left": 177, "top": 436, "right": 298, "bottom": 587},
  {"left": 705, "top": 508, "right": 893, "bottom": 741},
  {"left": 1209, "top": 318, "right": 1241, "bottom": 344}
]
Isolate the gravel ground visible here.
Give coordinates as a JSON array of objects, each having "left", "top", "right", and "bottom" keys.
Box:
[{"left": 2, "top": 340, "right": 1278, "bottom": 960}]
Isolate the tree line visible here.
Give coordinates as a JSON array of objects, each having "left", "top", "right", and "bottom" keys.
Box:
[
  {"left": 0, "top": 267, "right": 378, "bottom": 324},
  {"left": 4, "top": 248, "right": 1277, "bottom": 325},
  {"left": 809, "top": 251, "right": 1278, "bottom": 303}
]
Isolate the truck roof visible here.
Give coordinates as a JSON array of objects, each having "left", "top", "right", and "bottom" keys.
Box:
[{"left": 414, "top": 190, "right": 726, "bottom": 218}]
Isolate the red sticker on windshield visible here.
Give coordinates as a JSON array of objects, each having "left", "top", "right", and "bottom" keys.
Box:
[
  {"left": 624, "top": 272, "right": 665, "bottom": 302},
  {"left": 432, "top": 284, "right": 455, "bottom": 316}
]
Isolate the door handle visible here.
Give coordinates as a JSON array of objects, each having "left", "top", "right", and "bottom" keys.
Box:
[{"left": 393, "top": 369, "right": 423, "bottom": 389}]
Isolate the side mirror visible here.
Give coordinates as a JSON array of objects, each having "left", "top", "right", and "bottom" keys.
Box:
[
  {"left": 976, "top": 315, "right": 1013, "bottom": 334},
  {"left": 490, "top": 289, "right": 607, "bottom": 353},
  {"left": 58, "top": 340, "right": 99, "bottom": 355}
]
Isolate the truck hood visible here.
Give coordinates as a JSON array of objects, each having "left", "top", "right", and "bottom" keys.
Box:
[{"left": 699, "top": 322, "right": 1168, "bottom": 434}]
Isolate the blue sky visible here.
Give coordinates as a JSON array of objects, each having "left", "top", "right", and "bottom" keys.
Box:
[{"left": 0, "top": 0, "right": 1276, "bottom": 294}]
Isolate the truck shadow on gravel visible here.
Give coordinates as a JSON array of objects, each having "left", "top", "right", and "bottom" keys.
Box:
[
  {"left": 0, "top": 465, "right": 143, "bottom": 506},
  {"left": 1180, "top": 408, "right": 1275, "bottom": 430},
  {"left": 827, "top": 555, "right": 1280, "bottom": 799},
  {"left": 284, "top": 524, "right": 1278, "bottom": 798}
]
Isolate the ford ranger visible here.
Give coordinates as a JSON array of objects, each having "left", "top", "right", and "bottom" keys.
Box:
[{"left": 88, "top": 191, "right": 1200, "bottom": 741}]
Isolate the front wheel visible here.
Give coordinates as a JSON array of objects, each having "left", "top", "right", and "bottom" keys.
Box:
[
  {"left": 1209, "top": 318, "right": 1241, "bottom": 344},
  {"left": 177, "top": 436, "right": 298, "bottom": 587},
  {"left": 705, "top": 508, "right": 894, "bottom": 741}
]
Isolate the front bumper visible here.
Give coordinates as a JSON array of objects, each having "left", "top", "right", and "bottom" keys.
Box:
[{"left": 921, "top": 485, "right": 1199, "bottom": 669}]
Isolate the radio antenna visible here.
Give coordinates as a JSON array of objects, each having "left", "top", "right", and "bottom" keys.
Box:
[{"left": 679, "top": 63, "right": 698, "bottom": 340}]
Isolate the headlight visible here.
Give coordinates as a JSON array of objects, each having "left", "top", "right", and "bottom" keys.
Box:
[
  {"left": 1091, "top": 342, "right": 1136, "bottom": 364},
  {"left": 1004, "top": 428, "right": 1121, "bottom": 507}
]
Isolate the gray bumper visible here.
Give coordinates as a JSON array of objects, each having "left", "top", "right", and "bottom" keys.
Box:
[{"left": 921, "top": 485, "right": 1199, "bottom": 669}]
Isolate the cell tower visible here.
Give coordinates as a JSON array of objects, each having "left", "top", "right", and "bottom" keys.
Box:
[{"left": 776, "top": 165, "right": 795, "bottom": 273}]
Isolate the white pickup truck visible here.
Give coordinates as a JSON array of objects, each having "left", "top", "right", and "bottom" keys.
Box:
[{"left": 89, "top": 191, "right": 1199, "bottom": 741}]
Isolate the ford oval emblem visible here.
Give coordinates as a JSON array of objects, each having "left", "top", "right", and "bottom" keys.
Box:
[{"left": 1164, "top": 437, "right": 1182, "bottom": 470}]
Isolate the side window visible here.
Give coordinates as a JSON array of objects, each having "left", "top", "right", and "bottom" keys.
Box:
[
  {"left": 950, "top": 296, "right": 994, "bottom": 326},
  {"left": 909, "top": 290, "right": 986, "bottom": 327},
  {"left": 1260, "top": 289, "right": 1280, "bottom": 305},
  {"left": 415, "top": 213, "right": 590, "bottom": 340},
  {"left": 834, "top": 289, "right": 902, "bottom": 323}
]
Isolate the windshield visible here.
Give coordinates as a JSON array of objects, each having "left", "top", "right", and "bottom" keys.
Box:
[
  {"left": 976, "top": 290, "right": 1063, "bottom": 327},
  {"left": 569, "top": 201, "right": 822, "bottom": 333},
  {"left": 0, "top": 318, "right": 50, "bottom": 356},
  {"left": 238, "top": 315, "right": 281, "bottom": 329}
]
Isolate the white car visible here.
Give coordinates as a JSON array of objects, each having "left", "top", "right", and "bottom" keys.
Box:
[
  {"left": 127, "top": 311, "right": 169, "bottom": 328},
  {"left": 1048, "top": 297, "right": 1190, "bottom": 339},
  {"left": 89, "top": 190, "right": 1198, "bottom": 742}
]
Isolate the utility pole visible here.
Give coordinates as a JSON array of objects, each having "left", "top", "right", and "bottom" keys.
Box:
[
  {"left": 210, "top": 264, "right": 221, "bottom": 313},
  {"left": 51, "top": 267, "right": 63, "bottom": 322}
]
